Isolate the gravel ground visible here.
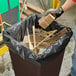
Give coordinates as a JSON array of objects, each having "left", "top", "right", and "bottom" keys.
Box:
[
  {"left": 0, "top": 52, "right": 15, "bottom": 76},
  {"left": 0, "top": 0, "right": 76, "bottom": 76}
]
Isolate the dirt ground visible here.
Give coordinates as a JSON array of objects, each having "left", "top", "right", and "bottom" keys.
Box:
[{"left": 0, "top": 0, "right": 76, "bottom": 76}]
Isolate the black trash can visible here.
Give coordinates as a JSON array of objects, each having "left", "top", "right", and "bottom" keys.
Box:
[
  {"left": 3, "top": 13, "right": 73, "bottom": 76},
  {"left": 10, "top": 49, "right": 65, "bottom": 76}
]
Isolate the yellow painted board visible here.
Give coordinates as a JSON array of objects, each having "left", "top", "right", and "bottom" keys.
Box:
[
  {"left": 56, "top": 0, "right": 60, "bottom": 8},
  {"left": 55, "top": 0, "right": 58, "bottom": 8},
  {"left": 53, "top": 0, "right": 55, "bottom": 9},
  {"left": 53, "top": 0, "right": 60, "bottom": 9},
  {"left": 0, "top": 45, "right": 8, "bottom": 55}
]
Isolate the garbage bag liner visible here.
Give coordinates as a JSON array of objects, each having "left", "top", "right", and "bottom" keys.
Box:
[{"left": 3, "top": 13, "right": 73, "bottom": 61}]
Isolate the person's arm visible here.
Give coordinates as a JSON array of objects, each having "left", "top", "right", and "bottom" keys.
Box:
[
  {"left": 45, "top": 0, "right": 76, "bottom": 18},
  {"left": 62, "top": 0, "right": 76, "bottom": 11}
]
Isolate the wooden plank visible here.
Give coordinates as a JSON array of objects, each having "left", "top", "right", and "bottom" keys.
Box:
[
  {"left": 23, "top": 28, "right": 67, "bottom": 53},
  {"left": 33, "top": 28, "right": 67, "bottom": 50},
  {"left": 32, "top": 26, "right": 36, "bottom": 47},
  {"left": 33, "top": 30, "right": 57, "bottom": 50},
  {"left": 27, "top": 3, "right": 44, "bottom": 14},
  {"left": 27, "top": 28, "right": 33, "bottom": 50},
  {"left": 20, "top": 2, "right": 44, "bottom": 14},
  {"left": 32, "top": 26, "right": 38, "bottom": 53},
  {"left": 39, "top": 14, "right": 55, "bottom": 29},
  {"left": 49, "top": 28, "right": 68, "bottom": 45}
]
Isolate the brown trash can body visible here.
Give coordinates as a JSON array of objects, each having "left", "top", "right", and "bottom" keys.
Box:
[{"left": 10, "top": 49, "right": 65, "bottom": 76}]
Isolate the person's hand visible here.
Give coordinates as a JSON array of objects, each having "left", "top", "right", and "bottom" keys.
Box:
[{"left": 45, "top": 7, "right": 64, "bottom": 19}]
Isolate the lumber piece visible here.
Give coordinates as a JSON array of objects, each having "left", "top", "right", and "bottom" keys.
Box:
[
  {"left": 33, "top": 28, "right": 67, "bottom": 50},
  {"left": 27, "top": 28, "right": 33, "bottom": 50},
  {"left": 27, "top": 3, "right": 44, "bottom": 14},
  {"left": 48, "top": 28, "right": 68, "bottom": 45},
  {"left": 20, "top": 1, "right": 44, "bottom": 15},
  {"left": 0, "top": 22, "right": 11, "bottom": 26},
  {"left": 39, "top": 14, "right": 55, "bottom": 29},
  {"left": 32, "top": 26, "right": 37, "bottom": 53},
  {"left": 23, "top": 28, "right": 67, "bottom": 53},
  {"left": 33, "top": 30, "right": 57, "bottom": 50},
  {"left": 32, "top": 26, "right": 36, "bottom": 47}
]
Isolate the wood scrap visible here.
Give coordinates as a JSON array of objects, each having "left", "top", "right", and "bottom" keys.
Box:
[
  {"left": 49, "top": 28, "right": 68, "bottom": 45},
  {"left": 36, "top": 28, "right": 67, "bottom": 48},
  {"left": 32, "top": 28, "right": 67, "bottom": 50},
  {"left": 29, "top": 29, "right": 54, "bottom": 43},
  {"left": 27, "top": 28, "right": 33, "bottom": 50},
  {"left": 32, "top": 26, "right": 36, "bottom": 47},
  {"left": 20, "top": 1, "right": 44, "bottom": 15},
  {"left": 23, "top": 25, "right": 67, "bottom": 54},
  {"left": 39, "top": 14, "right": 55, "bottom": 29},
  {"left": 27, "top": 3, "right": 44, "bottom": 14},
  {"left": 33, "top": 30, "right": 57, "bottom": 50},
  {"left": 20, "top": 1, "right": 44, "bottom": 20},
  {"left": 32, "top": 25, "right": 37, "bottom": 53}
]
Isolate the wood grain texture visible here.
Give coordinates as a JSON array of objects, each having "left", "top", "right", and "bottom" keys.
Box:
[{"left": 39, "top": 14, "right": 55, "bottom": 29}]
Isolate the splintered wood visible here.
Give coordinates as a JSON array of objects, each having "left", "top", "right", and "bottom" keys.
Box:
[{"left": 23, "top": 27, "right": 67, "bottom": 54}]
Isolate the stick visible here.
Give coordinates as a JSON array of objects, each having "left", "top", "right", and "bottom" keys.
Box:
[
  {"left": 33, "top": 26, "right": 36, "bottom": 47},
  {"left": 20, "top": 0, "right": 27, "bottom": 17},
  {"left": 33, "top": 25, "right": 38, "bottom": 53},
  {"left": 27, "top": 28, "right": 33, "bottom": 50},
  {"left": 0, "top": 22, "right": 11, "bottom": 26},
  {"left": 33, "top": 30, "right": 57, "bottom": 50}
]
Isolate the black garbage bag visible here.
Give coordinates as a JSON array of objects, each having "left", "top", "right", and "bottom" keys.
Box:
[{"left": 3, "top": 13, "right": 73, "bottom": 61}]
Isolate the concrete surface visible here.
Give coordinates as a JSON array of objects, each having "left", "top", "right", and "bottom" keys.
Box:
[
  {"left": 0, "top": 0, "right": 76, "bottom": 76},
  {"left": 0, "top": 52, "right": 15, "bottom": 76}
]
